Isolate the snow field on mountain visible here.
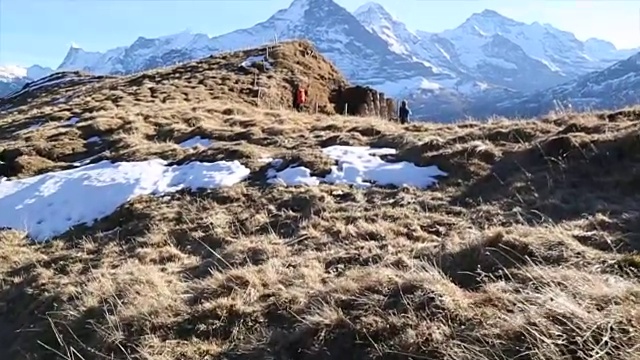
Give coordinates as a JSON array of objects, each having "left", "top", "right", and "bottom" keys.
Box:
[{"left": 0, "top": 145, "right": 446, "bottom": 242}]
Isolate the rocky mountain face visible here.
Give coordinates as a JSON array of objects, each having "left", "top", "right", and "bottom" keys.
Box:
[{"left": 2, "top": 0, "right": 639, "bottom": 120}]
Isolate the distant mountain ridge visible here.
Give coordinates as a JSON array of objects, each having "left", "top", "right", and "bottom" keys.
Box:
[
  {"left": 487, "top": 52, "right": 640, "bottom": 118},
  {"left": 2, "top": 0, "right": 639, "bottom": 121},
  {"left": 0, "top": 65, "right": 55, "bottom": 97}
]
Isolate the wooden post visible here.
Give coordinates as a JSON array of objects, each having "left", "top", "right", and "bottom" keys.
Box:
[{"left": 344, "top": 103, "right": 348, "bottom": 115}]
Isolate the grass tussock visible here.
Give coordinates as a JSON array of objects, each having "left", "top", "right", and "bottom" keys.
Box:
[{"left": 1, "top": 41, "right": 640, "bottom": 359}]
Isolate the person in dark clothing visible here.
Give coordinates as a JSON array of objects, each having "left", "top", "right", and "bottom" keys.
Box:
[{"left": 398, "top": 99, "right": 411, "bottom": 124}]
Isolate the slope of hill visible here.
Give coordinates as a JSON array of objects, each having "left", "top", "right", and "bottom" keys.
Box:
[
  {"left": 492, "top": 51, "right": 640, "bottom": 118},
  {"left": 1, "top": 41, "right": 640, "bottom": 359},
  {"left": 1, "top": 41, "right": 349, "bottom": 118}
]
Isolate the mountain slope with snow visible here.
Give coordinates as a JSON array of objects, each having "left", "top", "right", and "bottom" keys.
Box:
[
  {"left": 490, "top": 51, "right": 640, "bottom": 118},
  {"left": 54, "top": 0, "right": 443, "bottom": 96},
  {"left": 441, "top": 10, "right": 636, "bottom": 80},
  {"left": 357, "top": 6, "right": 638, "bottom": 94},
  {"left": 0, "top": 65, "right": 55, "bottom": 97}
]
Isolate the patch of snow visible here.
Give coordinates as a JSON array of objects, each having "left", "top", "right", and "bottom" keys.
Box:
[
  {"left": 179, "top": 136, "right": 213, "bottom": 148},
  {"left": 482, "top": 57, "right": 518, "bottom": 70},
  {"left": 73, "top": 152, "right": 105, "bottom": 166},
  {"left": 267, "top": 167, "right": 320, "bottom": 186},
  {"left": 532, "top": 56, "right": 561, "bottom": 73},
  {"left": 15, "top": 122, "right": 43, "bottom": 135},
  {"left": 86, "top": 136, "right": 101, "bottom": 143},
  {"left": 266, "top": 146, "right": 447, "bottom": 189},
  {"left": 240, "top": 55, "right": 272, "bottom": 70},
  {"left": 0, "top": 159, "right": 251, "bottom": 241},
  {"left": 53, "top": 97, "right": 68, "bottom": 105},
  {"left": 455, "top": 80, "right": 494, "bottom": 95},
  {"left": 323, "top": 145, "right": 446, "bottom": 188},
  {"left": 64, "top": 117, "right": 80, "bottom": 125},
  {"left": 435, "top": 44, "right": 451, "bottom": 61}
]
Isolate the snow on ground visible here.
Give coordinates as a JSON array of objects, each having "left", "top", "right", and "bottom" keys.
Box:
[
  {"left": 0, "top": 159, "right": 251, "bottom": 242},
  {"left": 86, "top": 136, "right": 102, "bottom": 143},
  {"left": 15, "top": 121, "right": 43, "bottom": 135},
  {"left": 64, "top": 117, "right": 80, "bottom": 125},
  {"left": 179, "top": 136, "right": 213, "bottom": 148},
  {"left": 0, "top": 146, "right": 447, "bottom": 242},
  {"left": 240, "top": 55, "right": 272, "bottom": 70},
  {"left": 53, "top": 96, "right": 69, "bottom": 105},
  {"left": 267, "top": 167, "right": 321, "bottom": 186},
  {"left": 267, "top": 146, "right": 447, "bottom": 189},
  {"left": 73, "top": 152, "right": 105, "bottom": 166}
]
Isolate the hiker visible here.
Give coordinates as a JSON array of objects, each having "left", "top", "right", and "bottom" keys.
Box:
[
  {"left": 295, "top": 86, "right": 307, "bottom": 112},
  {"left": 398, "top": 99, "right": 411, "bottom": 124}
]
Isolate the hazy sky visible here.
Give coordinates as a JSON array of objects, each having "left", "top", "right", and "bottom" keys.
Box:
[{"left": 1, "top": 0, "right": 639, "bottom": 68}]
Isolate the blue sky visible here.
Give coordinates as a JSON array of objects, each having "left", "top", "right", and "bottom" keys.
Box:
[{"left": 1, "top": 0, "right": 639, "bottom": 68}]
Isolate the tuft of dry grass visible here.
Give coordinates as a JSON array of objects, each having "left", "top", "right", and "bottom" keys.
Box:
[{"left": 1, "top": 41, "right": 640, "bottom": 359}]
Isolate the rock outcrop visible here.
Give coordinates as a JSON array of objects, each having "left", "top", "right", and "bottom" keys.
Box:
[{"left": 330, "top": 85, "right": 396, "bottom": 120}]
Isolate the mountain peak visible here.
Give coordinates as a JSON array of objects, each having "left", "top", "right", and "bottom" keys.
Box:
[
  {"left": 288, "top": 0, "right": 335, "bottom": 10},
  {"left": 467, "top": 9, "right": 519, "bottom": 24},
  {"left": 353, "top": 2, "right": 391, "bottom": 18},
  {"left": 479, "top": 9, "right": 502, "bottom": 17},
  {"left": 353, "top": 2, "right": 401, "bottom": 33}
]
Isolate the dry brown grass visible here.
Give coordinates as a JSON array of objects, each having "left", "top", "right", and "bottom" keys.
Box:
[{"left": 1, "top": 41, "right": 640, "bottom": 359}]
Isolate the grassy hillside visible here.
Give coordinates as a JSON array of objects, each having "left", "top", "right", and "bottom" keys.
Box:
[{"left": 1, "top": 41, "right": 639, "bottom": 359}]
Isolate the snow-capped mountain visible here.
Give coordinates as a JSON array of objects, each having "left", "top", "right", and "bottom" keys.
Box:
[
  {"left": 357, "top": 6, "right": 637, "bottom": 93},
  {"left": 55, "top": 0, "right": 442, "bottom": 96},
  {"left": 0, "top": 65, "right": 54, "bottom": 97},
  {"left": 57, "top": 31, "right": 212, "bottom": 75},
  {"left": 352, "top": 3, "right": 455, "bottom": 76},
  {"left": 490, "top": 51, "right": 640, "bottom": 118}
]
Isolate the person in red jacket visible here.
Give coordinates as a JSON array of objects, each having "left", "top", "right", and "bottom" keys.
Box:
[{"left": 295, "top": 86, "right": 307, "bottom": 112}]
